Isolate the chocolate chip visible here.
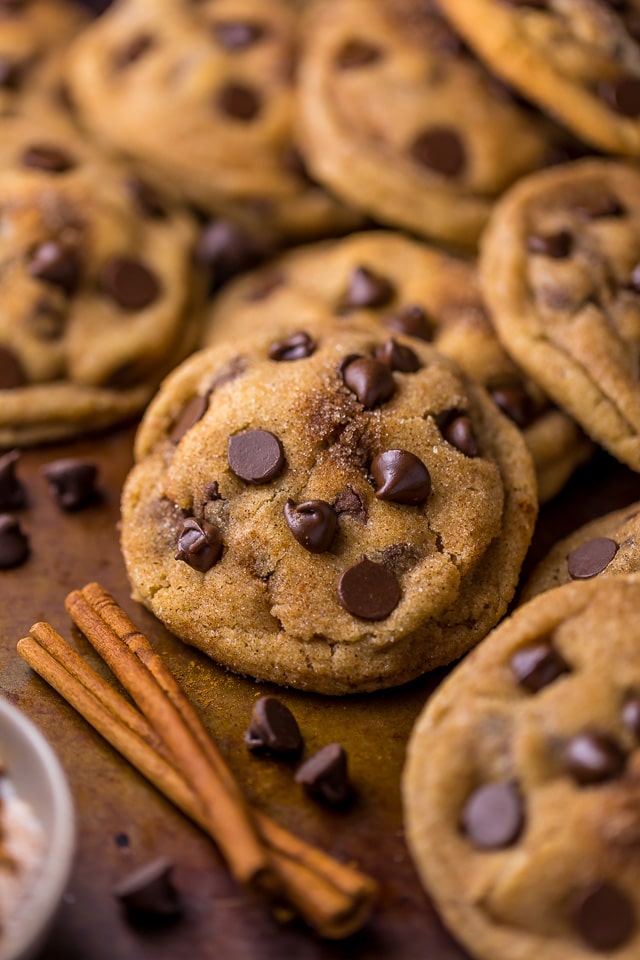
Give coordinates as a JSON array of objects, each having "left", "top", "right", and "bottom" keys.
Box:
[
  {"left": 335, "top": 39, "right": 382, "bottom": 68},
  {"left": 245, "top": 696, "right": 302, "bottom": 755},
  {"left": 295, "top": 744, "right": 351, "bottom": 806},
  {"left": 564, "top": 731, "right": 626, "bottom": 785},
  {"left": 510, "top": 641, "right": 569, "bottom": 692},
  {"left": 284, "top": 499, "right": 337, "bottom": 553},
  {"left": 126, "top": 177, "right": 166, "bottom": 219},
  {"left": 342, "top": 357, "right": 396, "bottom": 408},
  {"left": 438, "top": 412, "right": 479, "bottom": 457},
  {"left": 27, "top": 298, "right": 67, "bottom": 342},
  {"left": 567, "top": 537, "right": 618, "bottom": 579},
  {"left": 0, "top": 514, "right": 29, "bottom": 568},
  {"left": 245, "top": 270, "right": 284, "bottom": 302},
  {"left": 574, "top": 193, "right": 625, "bottom": 219},
  {"left": 195, "top": 220, "right": 266, "bottom": 286},
  {"left": 217, "top": 82, "right": 261, "bottom": 121},
  {"left": 28, "top": 241, "right": 81, "bottom": 293},
  {"left": 21, "top": 144, "right": 74, "bottom": 173},
  {"left": 114, "top": 34, "right": 154, "bottom": 69},
  {"left": 114, "top": 832, "right": 129, "bottom": 848},
  {"left": 213, "top": 20, "right": 265, "bottom": 49},
  {"left": 113, "top": 858, "right": 181, "bottom": 919},
  {"left": 370, "top": 450, "right": 431, "bottom": 505},
  {"left": 0, "top": 451, "right": 26, "bottom": 510},
  {"left": 268, "top": 331, "right": 316, "bottom": 362},
  {"left": 334, "top": 486, "right": 368, "bottom": 521},
  {"left": 527, "top": 231, "right": 573, "bottom": 258},
  {"left": 599, "top": 73, "right": 640, "bottom": 116},
  {"left": 374, "top": 338, "right": 420, "bottom": 372},
  {"left": 410, "top": 127, "right": 466, "bottom": 177},
  {"left": 574, "top": 882, "right": 636, "bottom": 952},
  {"left": 338, "top": 556, "right": 401, "bottom": 620},
  {"left": 228, "top": 429, "right": 285, "bottom": 484},
  {"left": 281, "top": 144, "right": 314, "bottom": 184},
  {"left": 42, "top": 459, "right": 100, "bottom": 511},
  {"left": 0, "top": 346, "right": 26, "bottom": 389},
  {"left": 100, "top": 256, "right": 160, "bottom": 311},
  {"left": 204, "top": 480, "right": 221, "bottom": 502},
  {"left": 169, "top": 395, "right": 210, "bottom": 444},
  {"left": 175, "top": 517, "right": 223, "bottom": 572},
  {"left": 622, "top": 693, "right": 640, "bottom": 739},
  {"left": 0, "top": 57, "right": 22, "bottom": 90},
  {"left": 490, "top": 384, "right": 535, "bottom": 428},
  {"left": 461, "top": 781, "right": 524, "bottom": 850},
  {"left": 385, "top": 304, "right": 433, "bottom": 341},
  {"left": 344, "top": 266, "right": 395, "bottom": 310}
]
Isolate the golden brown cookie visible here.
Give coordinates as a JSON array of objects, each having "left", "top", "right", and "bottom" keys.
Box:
[
  {"left": 205, "top": 231, "right": 592, "bottom": 501},
  {"left": 481, "top": 159, "right": 640, "bottom": 471},
  {"left": 295, "top": 0, "right": 570, "bottom": 250},
  {"left": 121, "top": 327, "right": 537, "bottom": 694},
  {"left": 437, "top": 0, "right": 640, "bottom": 157},
  {"left": 0, "top": 113, "right": 202, "bottom": 446},
  {"left": 404, "top": 573, "right": 640, "bottom": 960},
  {"left": 63, "top": 0, "right": 363, "bottom": 246}
]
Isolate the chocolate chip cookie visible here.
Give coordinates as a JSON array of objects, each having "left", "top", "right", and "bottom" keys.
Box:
[
  {"left": 404, "top": 573, "right": 640, "bottom": 960},
  {"left": 120, "top": 327, "right": 537, "bottom": 694},
  {"left": 0, "top": 112, "right": 201, "bottom": 446},
  {"left": 480, "top": 159, "right": 640, "bottom": 471},
  {"left": 63, "top": 0, "right": 363, "bottom": 246},
  {"left": 205, "top": 230, "right": 592, "bottom": 501},
  {"left": 436, "top": 0, "right": 640, "bottom": 157},
  {"left": 296, "top": 0, "right": 569, "bottom": 250}
]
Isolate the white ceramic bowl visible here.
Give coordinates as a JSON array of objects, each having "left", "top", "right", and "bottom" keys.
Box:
[{"left": 0, "top": 696, "right": 75, "bottom": 960}]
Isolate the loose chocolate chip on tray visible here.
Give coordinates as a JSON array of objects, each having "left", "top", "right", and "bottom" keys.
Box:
[
  {"left": 295, "top": 744, "right": 352, "bottom": 806},
  {"left": 510, "top": 641, "right": 569, "bottom": 693},
  {"left": 28, "top": 241, "right": 81, "bottom": 293},
  {"left": 228, "top": 429, "right": 285, "bottom": 484},
  {"left": 175, "top": 518, "right": 222, "bottom": 572},
  {"left": 0, "top": 451, "right": 26, "bottom": 511},
  {"left": 217, "top": 81, "right": 262, "bottom": 121},
  {"left": 245, "top": 696, "right": 303, "bottom": 755},
  {"left": 385, "top": 304, "right": 433, "bottom": 341},
  {"left": 268, "top": 331, "right": 316, "bottom": 362},
  {"left": 410, "top": 127, "right": 466, "bottom": 177},
  {"left": 213, "top": 20, "right": 266, "bottom": 50},
  {"left": 335, "top": 39, "right": 382, "bottom": 69},
  {"left": 374, "top": 338, "right": 420, "bottom": 373},
  {"left": 566, "top": 537, "right": 618, "bottom": 579},
  {"left": 563, "top": 731, "right": 626, "bottom": 785},
  {"left": 0, "top": 514, "right": 29, "bottom": 569},
  {"left": 574, "top": 882, "right": 636, "bottom": 952},
  {"left": 338, "top": 556, "right": 401, "bottom": 620},
  {"left": 370, "top": 451, "right": 431, "bottom": 505},
  {"left": 344, "top": 266, "right": 395, "bottom": 309},
  {"left": 438, "top": 412, "right": 479, "bottom": 458},
  {"left": 284, "top": 500, "right": 337, "bottom": 553},
  {"left": 622, "top": 693, "right": 640, "bottom": 739},
  {"left": 342, "top": 357, "right": 396, "bottom": 408},
  {"left": 113, "top": 857, "right": 182, "bottom": 920},
  {"left": 461, "top": 781, "right": 524, "bottom": 850},
  {"left": 526, "top": 231, "right": 573, "bottom": 258},
  {"left": 21, "top": 143, "right": 75, "bottom": 173},
  {"left": 42, "top": 458, "right": 100, "bottom": 511},
  {"left": 0, "top": 345, "right": 27, "bottom": 389},
  {"left": 169, "top": 395, "right": 210, "bottom": 444},
  {"left": 100, "top": 256, "right": 160, "bottom": 311}
]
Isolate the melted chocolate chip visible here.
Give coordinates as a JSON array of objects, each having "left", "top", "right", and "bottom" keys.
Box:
[
  {"left": 113, "top": 858, "right": 181, "bottom": 919},
  {"left": 228, "top": 429, "right": 285, "bottom": 484},
  {"left": 490, "top": 384, "right": 534, "bottom": 428},
  {"left": 268, "top": 331, "right": 316, "bottom": 362},
  {"left": 574, "top": 882, "right": 636, "bottom": 952},
  {"left": 344, "top": 266, "right": 395, "bottom": 310},
  {"left": 334, "top": 486, "right": 368, "bottom": 521},
  {"left": 338, "top": 556, "right": 401, "bottom": 620},
  {"left": 527, "top": 231, "right": 573, "bottom": 258},
  {"left": 213, "top": 20, "right": 265, "bottom": 49},
  {"left": 438, "top": 412, "right": 479, "bottom": 457},
  {"left": 295, "top": 744, "right": 352, "bottom": 806},
  {"left": 461, "top": 781, "right": 524, "bottom": 850},
  {"left": 0, "top": 514, "right": 29, "bottom": 568},
  {"left": 599, "top": 73, "right": 640, "bottom": 116},
  {"left": 566, "top": 537, "right": 618, "bottom": 579},
  {"left": 335, "top": 39, "right": 382, "bottom": 68},
  {"left": 21, "top": 143, "right": 74, "bottom": 173},
  {"left": 370, "top": 450, "right": 431, "bottom": 505},
  {"left": 410, "top": 127, "right": 466, "bottom": 177},
  {"left": 0, "top": 346, "right": 26, "bottom": 389},
  {"left": 126, "top": 177, "right": 166, "bottom": 219},
  {"left": 511, "top": 641, "right": 569, "bottom": 692},
  {"left": 385, "top": 304, "right": 433, "bottom": 342},
  {"left": 100, "top": 256, "right": 160, "bottom": 311},
  {"left": 169, "top": 395, "right": 210, "bottom": 444},
  {"left": 284, "top": 500, "right": 337, "bottom": 553},
  {"left": 342, "top": 357, "right": 396, "bottom": 408},
  {"left": 195, "top": 220, "right": 266, "bottom": 286},
  {"left": 564, "top": 731, "right": 626, "bottom": 785},
  {"left": 217, "top": 82, "right": 262, "bottom": 121},
  {"left": 374, "top": 338, "right": 420, "bottom": 372},
  {"left": 245, "top": 696, "right": 302, "bottom": 755},
  {"left": 0, "top": 451, "right": 26, "bottom": 510},
  {"left": 42, "top": 459, "right": 100, "bottom": 511},
  {"left": 28, "top": 241, "right": 81, "bottom": 293},
  {"left": 114, "top": 34, "right": 154, "bottom": 69},
  {"left": 622, "top": 693, "right": 640, "bottom": 739},
  {"left": 175, "top": 517, "right": 223, "bottom": 572}
]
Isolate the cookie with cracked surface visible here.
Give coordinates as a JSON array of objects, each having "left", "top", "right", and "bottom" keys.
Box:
[
  {"left": 481, "top": 159, "right": 640, "bottom": 471},
  {"left": 521, "top": 501, "right": 640, "bottom": 601},
  {"left": 205, "top": 230, "right": 592, "bottom": 502},
  {"left": 0, "top": 112, "right": 202, "bottom": 446},
  {"left": 404, "top": 573, "right": 640, "bottom": 960},
  {"left": 63, "top": 0, "right": 363, "bottom": 246},
  {"left": 295, "top": 0, "right": 571, "bottom": 250},
  {"left": 120, "top": 327, "right": 537, "bottom": 694},
  {"left": 436, "top": 0, "right": 640, "bottom": 158}
]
